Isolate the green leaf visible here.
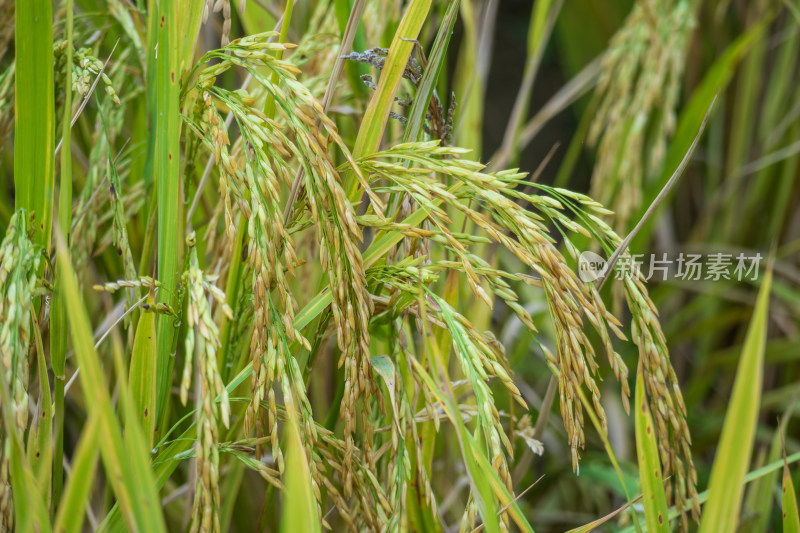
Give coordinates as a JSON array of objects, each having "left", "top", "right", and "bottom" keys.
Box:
[
  {"left": 53, "top": 415, "right": 100, "bottom": 533},
  {"left": 55, "top": 231, "right": 167, "bottom": 533},
  {"left": 27, "top": 310, "right": 52, "bottom": 508},
  {"left": 370, "top": 355, "right": 402, "bottom": 431},
  {"left": 621, "top": 450, "right": 800, "bottom": 533},
  {"left": 347, "top": 0, "right": 432, "bottom": 201},
  {"left": 698, "top": 266, "right": 772, "bottom": 533},
  {"left": 401, "top": 0, "right": 459, "bottom": 144},
  {"left": 634, "top": 361, "right": 669, "bottom": 533},
  {"left": 14, "top": 0, "right": 55, "bottom": 248},
  {"left": 280, "top": 403, "right": 321, "bottom": 533},
  {"left": 51, "top": 0, "right": 74, "bottom": 509},
  {"left": 742, "top": 400, "right": 794, "bottom": 533},
  {"left": 410, "top": 344, "right": 501, "bottom": 533},
  {"left": 783, "top": 439, "right": 800, "bottom": 533},
  {"left": 574, "top": 385, "right": 642, "bottom": 533},
  {"left": 98, "top": 365, "right": 254, "bottom": 531},
  {"left": 660, "top": 21, "right": 766, "bottom": 190},
  {"left": 130, "top": 299, "right": 157, "bottom": 448},
  {"left": 263, "top": 0, "right": 294, "bottom": 118},
  {"left": 155, "top": 0, "right": 184, "bottom": 424},
  {"left": 496, "top": 0, "right": 561, "bottom": 168},
  {"left": 450, "top": 0, "right": 483, "bottom": 155}
]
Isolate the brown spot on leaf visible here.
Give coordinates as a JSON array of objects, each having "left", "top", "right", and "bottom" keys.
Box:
[{"left": 144, "top": 407, "right": 149, "bottom": 417}]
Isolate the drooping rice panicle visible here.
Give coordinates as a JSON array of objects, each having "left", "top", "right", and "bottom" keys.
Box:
[
  {"left": 588, "top": 0, "right": 694, "bottom": 230},
  {"left": 0, "top": 210, "right": 41, "bottom": 530},
  {"left": 182, "top": 233, "right": 232, "bottom": 533}
]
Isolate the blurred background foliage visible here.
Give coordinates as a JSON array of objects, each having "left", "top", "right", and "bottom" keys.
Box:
[{"left": 475, "top": 0, "right": 800, "bottom": 530}]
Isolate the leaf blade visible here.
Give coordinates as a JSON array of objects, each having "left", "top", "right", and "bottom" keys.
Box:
[
  {"left": 347, "top": 0, "right": 432, "bottom": 201},
  {"left": 783, "top": 439, "right": 800, "bottom": 533},
  {"left": 53, "top": 415, "right": 100, "bottom": 533},
  {"left": 55, "top": 231, "right": 167, "bottom": 533},
  {"left": 634, "top": 361, "right": 669, "bottom": 533},
  {"left": 280, "top": 403, "right": 321, "bottom": 533},
  {"left": 13, "top": 0, "right": 55, "bottom": 247},
  {"left": 698, "top": 266, "right": 772, "bottom": 533},
  {"left": 130, "top": 301, "right": 158, "bottom": 448}
]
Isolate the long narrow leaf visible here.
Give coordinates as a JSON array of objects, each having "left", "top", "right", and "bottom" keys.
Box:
[
  {"left": 55, "top": 231, "right": 166, "bottom": 533},
  {"left": 14, "top": 0, "right": 55, "bottom": 247},
  {"left": 347, "top": 0, "right": 432, "bottom": 200},
  {"left": 51, "top": 0, "right": 74, "bottom": 509},
  {"left": 402, "top": 0, "right": 459, "bottom": 144},
  {"left": 783, "top": 438, "right": 800, "bottom": 533},
  {"left": 155, "top": 0, "right": 183, "bottom": 423},
  {"left": 27, "top": 310, "right": 52, "bottom": 508},
  {"left": 743, "top": 400, "right": 795, "bottom": 533},
  {"left": 279, "top": 403, "right": 321, "bottom": 533},
  {"left": 634, "top": 360, "right": 669, "bottom": 533},
  {"left": 130, "top": 298, "right": 157, "bottom": 447},
  {"left": 621, "top": 450, "right": 800, "bottom": 533},
  {"left": 53, "top": 415, "right": 100, "bottom": 533},
  {"left": 698, "top": 266, "right": 773, "bottom": 532}
]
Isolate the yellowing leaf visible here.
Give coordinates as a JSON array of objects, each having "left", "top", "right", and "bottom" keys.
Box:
[{"left": 698, "top": 267, "right": 772, "bottom": 533}]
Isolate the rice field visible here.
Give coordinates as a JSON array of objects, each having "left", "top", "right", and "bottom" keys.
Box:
[{"left": 1, "top": 0, "right": 799, "bottom": 531}]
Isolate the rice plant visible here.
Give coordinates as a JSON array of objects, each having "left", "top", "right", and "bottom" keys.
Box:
[{"left": 2, "top": 0, "right": 799, "bottom": 531}]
